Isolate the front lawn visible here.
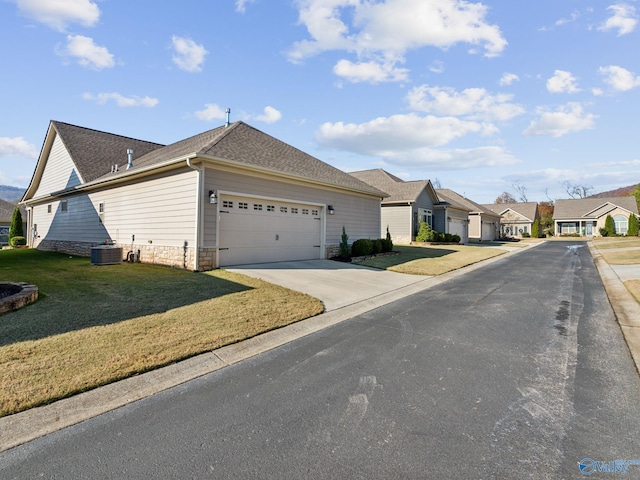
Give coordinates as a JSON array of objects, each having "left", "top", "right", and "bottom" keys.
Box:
[
  {"left": 593, "top": 237, "right": 640, "bottom": 250},
  {"left": 356, "top": 244, "right": 508, "bottom": 276},
  {"left": 0, "top": 249, "right": 323, "bottom": 417}
]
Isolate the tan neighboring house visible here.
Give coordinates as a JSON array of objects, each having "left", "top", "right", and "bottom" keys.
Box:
[
  {"left": 20, "top": 120, "right": 387, "bottom": 270},
  {"left": 436, "top": 189, "right": 501, "bottom": 242},
  {"left": 349, "top": 169, "right": 445, "bottom": 244},
  {"left": 483, "top": 202, "right": 540, "bottom": 237},
  {"left": 554, "top": 197, "right": 639, "bottom": 236},
  {"left": 0, "top": 199, "right": 26, "bottom": 245}
]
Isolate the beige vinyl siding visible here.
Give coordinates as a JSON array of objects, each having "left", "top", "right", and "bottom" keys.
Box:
[
  {"left": 93, "top": 168, "right": 198, "bottom": 246},
  {"left": 595, "top": 207, "right": 633, "bottom": 233},
  {"left": 34, "top": 135, "right": 81, "bottom": 197},
  {"left": 34, "top": 168, "right": 198, "bottom": 247},
  {"left": 203, "top": 167, "right": 381, "bottom": 247},
  {"left": 381, "top": 206, "right": 412, "bottom": 244}
]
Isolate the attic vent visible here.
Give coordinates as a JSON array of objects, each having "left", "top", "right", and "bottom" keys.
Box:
[
  {"left": 225, "top": 108, "right": 231, "bottom": 127},
  {"left": 126, "top": 149, "right": 134, "bottom": 170}
]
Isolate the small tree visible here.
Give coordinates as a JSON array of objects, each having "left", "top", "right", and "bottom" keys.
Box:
[
  {"left": 339, "top": 226, "right": 350, "bottom": 258},
  {"left": 8, "top": 207, "right": 24, "bottom": 242},
  {"left": 604, "top": 214, "right": 616, "bottom": 236},
  {"left": 416, "top": 222, "right": 431, "bottom": 242},
  {"left": 628, "top": 214, "right": 639, "bottom": 236},
  {"left": 531, "top": 218, "right": 540, "bottom": 238}
]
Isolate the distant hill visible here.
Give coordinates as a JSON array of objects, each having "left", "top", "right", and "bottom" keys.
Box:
[
  {"left": 0, "top": 185, "right": 26, "bottom": 202},
  {"left": 590, "top": 183, "right": 637, "bottom": 198}
]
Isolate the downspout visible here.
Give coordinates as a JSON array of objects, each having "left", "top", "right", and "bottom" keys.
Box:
[{"left": 186, "top": 157, "right": 202, "bottom": 271}]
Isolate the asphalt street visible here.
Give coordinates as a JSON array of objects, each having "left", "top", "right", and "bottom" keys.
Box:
[{"left": 1, "top": 241, "right": 640, "bottom": 479}]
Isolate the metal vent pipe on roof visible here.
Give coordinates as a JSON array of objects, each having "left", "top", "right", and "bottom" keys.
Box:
[
  {"left": 126, "top": 149, "right": 134, "bottom": 170},
  {"left": 225, "top": 108, "right": 231, "bottom": 127}
]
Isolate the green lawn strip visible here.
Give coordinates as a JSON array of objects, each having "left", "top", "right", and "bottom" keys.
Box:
[
  {"left": 0, "top": 249, "right": 323, "bottom": 417},
  {"left": 626, "top": 280, "right": 640, "bottom": 305},
  {"left": 357, "top": 245, "right": 507, "bottom": 276},
  {"left": 598, "top": 249, "right": 640, "bottom": 265},
  {"left": 593, "top": 238, "right": 640, "bottom": 250}
]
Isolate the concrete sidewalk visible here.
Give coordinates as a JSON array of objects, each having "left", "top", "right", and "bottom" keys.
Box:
[
  {"left": 588, "top": 242, "right": 640, "bottom": 376},
  {"left": 0, "top": 243, "right": 541, "bottom": 452}
]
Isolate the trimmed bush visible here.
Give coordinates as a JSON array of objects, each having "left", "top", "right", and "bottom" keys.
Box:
[
  {"left": 532, "top": 219, "right": 540, "bottom": 238},
  {"left": 522, "top": 232, "right": 531, "bottom": 238},
  {"left": 372, "top": 239, "right": 382, "bottom": 254},
  {"left": 383, "top": 226, "right": 393, "bottom": 252},
  {"left": 351, "top": 238, "right": 373, "bottom": 257},
  {"left": 605, "top": 214, "right": 616, "bottom": 236},
  {"left": 451, "top": 234, "right": 461, "bottom": 244},
  {"left": 8, "top": 207, "right": 24, "bottom": 242},
  {"left": 599, "top": 227, "right": 608, "bottom": 237},
  {"left": 9, "top": 236, "right": 26, "bottom": 246},
  {"left": 629, "top": 214, "right": 639, "bottom": 236},
  {"left": 415, "top": 222, "right": 431, "bottom": 242},
  {"left": 339, "top": 226, "right": 350, "bottom": 258}
]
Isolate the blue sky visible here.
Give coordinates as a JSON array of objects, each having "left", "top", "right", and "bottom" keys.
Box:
[{"left": 1, "top": 0, "right": 639, "bottom": 204}]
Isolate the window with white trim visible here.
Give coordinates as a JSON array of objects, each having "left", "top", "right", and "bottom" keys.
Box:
[
  {"left": 238, "top": 202, "right": 248, "bottom": 210},
  {"left": 267, "top": 205, "right": 275, "bottom": 212},
  {"left": 253, "top": 204, "right": 263, "bottom": 211},
  {"left": 61, "top": 200, "right": 68, "bottom": 213},
  {"left": 223, "top": 200, "right": 233, "bottom": 208},
  {"left": 614, "top": 215, "right": 628, "bottom": 235}
]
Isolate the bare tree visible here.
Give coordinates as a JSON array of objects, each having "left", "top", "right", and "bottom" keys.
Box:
[
  {"left": 495, "top": 191, "right": 517, "bottom": 204},
  {"left": 432, "top": 178, "right": 442, "bottom": 189},
  {"left": 512, "top": 183, "right": 528, "bottom": 202},
  {"left": 561, "top": 181, "right": 594, "bottom": 199}
]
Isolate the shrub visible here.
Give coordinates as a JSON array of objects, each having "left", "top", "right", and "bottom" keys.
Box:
[
  {"left": 451, "top": 234, "right": 461, "bottom": 244},
  {"left": 532, "top": 219, "right": 540, "bottom": 238},
  {"left": 351, "top": 238, "right": 373, "bottom": 257},
  {"left": 415, "top": 222, "right": 431, "bottom": 242},
  {"left": 372, "top": 239, "right": 382, "bottom": 254},
  {"left": 339, "top": 226, "right": 350, "bottom": 258},
  {"left": 599, "top": 227, "right": 608, "bottom": 237},
  {"left": 8, "top": 207, "right": 23, "bottom": 242},
  {"left": 629, "top": 214, "right": 639, "bottom": 236},
  {"left": 383, "top": 226, "right": 393, "bottom": 252},
  {"left": 522, "top": 232, "right": 531, "bottom": 238},
  {"left": 9, "top": 236, "right": 26, "bottom": 246},
  {"left": 605, "top": 214, "right": 616, "bottom": 236},
  {"left": 428, "top": 230, "right": 441, "bottom": 242}
]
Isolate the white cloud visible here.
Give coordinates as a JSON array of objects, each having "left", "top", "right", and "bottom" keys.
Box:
[
  {"left": 235, "top": 0, "right": 256, "bottom": 14},
  {"left": 58, "top": 34, "right": 114, "bottom": 69},
  {"left": 546, "top": 70, "right": 580, "bottom": 93},
  {"left": 82, "top": 92, "right": 159, "bottom": 107},
  {"left": 194, "top": 103, "right": 228, "bottom": 121},
  {"left": 523, "top": 102, "right": 596, "bottom": 138},
  {"left": 378, "top": 145, "right": 520, "bottom": 170},
  {"left": 171, "top": 36, "right": 208, "bottom": 73},
  {"left": 253, "top": 106, "right": 282, "bottom": 124},
  {"left": 599, "top": 65, "right": 640, "bottom": 91},
  {"left": 16, "top": 0, "right": 100, "bottom": 31},
  {"left": 315, "top": 113, "right": 497, "bottom": 167},
  {"left": 598, "top": 3, "right": 638, "bottom": 36},
  {"left": 333, "top": 59, "right": 409, "bottom": 83},
  {"left": 287, "top": 0, "right": 506, "bottom": 82},
  {"left": 406, "top": 85, "right": 525, "bottom": 122},
  {"left": 429, "top": 60, "right": 445, "bottom": 74},
  {"left": 0, "top": 136, "right": 39, "bottom": 159},
  {"left": 499, "top": 72, "right": 519, "bottom": 86}
]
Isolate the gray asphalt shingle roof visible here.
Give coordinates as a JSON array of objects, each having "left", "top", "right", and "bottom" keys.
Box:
[
  {"left": 51, "top": 121, "right": 164, "bottom": 183},
  {"left": 350, "top": 169, "right": 429, "bottom": 203},
  {"left": 436, "top": 189, "right": 499, "bottom": 217},
  {"left": 554, "top": 197, "right": 639, "bottom": 219},
  {"left": 482, "top": 202, "right": 538, "bottom": 221},
  {"left": 52, "top": 121, "right": 385, "bottom": 197}
]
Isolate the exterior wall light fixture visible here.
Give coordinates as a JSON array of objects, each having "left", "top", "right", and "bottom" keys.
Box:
[
  {"left": 327, "top": 205, "right": 335, "bottom": 215},
  {"left": 209, "top": 190, "right": 217, "bottom": 204}
]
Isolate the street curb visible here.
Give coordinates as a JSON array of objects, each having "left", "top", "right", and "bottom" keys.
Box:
[
  {"left": 588, "top": 242, "right": 640, "bottom": 376},
  {"left": 0, "top": 242, "right": 542, "bottom": 453}
]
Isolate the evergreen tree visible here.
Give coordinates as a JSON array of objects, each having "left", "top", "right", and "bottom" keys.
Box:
[
  {"left": 628, "top": 214, "right": 639, "bottom": 236},
  {"left": 339, "top": 226, "right": 350, "bottom": 258},
  {"left": 416, "top": 222, "right": 431, "bottom": 242},
  {"left": 8, "top": 207, "right": 23, "bottom": 240},
  {"left": 604, "top": 214, "right": 616, "bottom": 236},
  {"left": 531, "top": 218, "right": 540, "bottom": 238}
]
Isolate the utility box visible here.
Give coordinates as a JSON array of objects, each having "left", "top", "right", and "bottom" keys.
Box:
[{"left": 91, "top": 246, "right": 123, "bottom": 265}]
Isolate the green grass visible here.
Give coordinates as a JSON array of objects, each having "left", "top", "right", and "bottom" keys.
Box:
[
  {"left": 356, "top": 244, "right": 508, "bottom": 276},
  {"left": 0, "top": 249, "right": 323, "bottom": 417}
]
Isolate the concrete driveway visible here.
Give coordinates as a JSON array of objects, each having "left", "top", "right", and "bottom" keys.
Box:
[{"left": 225, "top": 259, "right": 429, "bottom": 311}]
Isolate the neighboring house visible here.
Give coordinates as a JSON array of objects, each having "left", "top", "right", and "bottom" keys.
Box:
[
  {"left": 20, "top": 120, "right": 387, "bottom": 270},
  {"left": 349, "top": 169, "right": 445, "bottom": 244},
  {"left": 554, "top": 197, "right": 639, "bottom": 236},
  {"left": 436, "top": 189, "right": 501, "bottom": 242},
  {"left": 483, "top": 202, "right": 540, "bottom": 237},
  {"left": 0, "top": 199, "right": 26, "bottom": 245}
]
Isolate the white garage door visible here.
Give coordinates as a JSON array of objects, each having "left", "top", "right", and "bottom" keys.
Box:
[
  {"left": 218, "top": 195, "right": 323, "bottom": 266},
  {"left": 481, "top": 222, "right": 494, "bottom": 240},
  {"left": 449, "top": 220, "right": 468, "bottom": 243}
]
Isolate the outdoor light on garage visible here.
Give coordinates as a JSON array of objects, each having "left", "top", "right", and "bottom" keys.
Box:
[
  {"left": 209, "top": 190, "right": 217, "bottom": 204},
  {"left": 328, "top": 205, "right": 335, "bottom": 215}
]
